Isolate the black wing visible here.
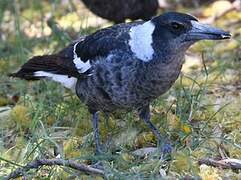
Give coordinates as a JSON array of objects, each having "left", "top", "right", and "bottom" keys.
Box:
[{"left": 74, "top": 22, "right": 142, "bottom": 62}]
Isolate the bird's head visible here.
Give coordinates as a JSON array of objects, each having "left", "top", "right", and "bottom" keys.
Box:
[{"left": 151, "top": 12, "right": 231, "bottom": 50}]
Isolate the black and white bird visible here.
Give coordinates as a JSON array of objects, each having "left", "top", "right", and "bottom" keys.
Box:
[
  {"left": 10, "top": 12, "right": 231, "bottom": 154},
  {"left": 81, "top": 0, "right": 159, "bottom": 23}
]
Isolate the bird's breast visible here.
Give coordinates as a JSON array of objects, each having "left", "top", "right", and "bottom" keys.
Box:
[
  {"left": 75, "top": 55, "right": 184, "bottom": 112},
  {"left": 134, "top": 55, "right": 185, "bottom": 99}
]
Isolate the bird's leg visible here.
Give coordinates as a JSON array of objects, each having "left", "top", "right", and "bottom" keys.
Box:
[
  {"left": 92, "top": 112, "right": 103, "bottom": 154},
  {"left": 103, "top": 113, "right": 112, "bottom": 147},
  {"left": 139, "top": 105, "right": 161, "bottom": 139},
  {"left": 104, "top": 113, "right": 110, "bottom": 129},
  {"left": 138, "top": 105, "right": 172, "bottom": 155}
]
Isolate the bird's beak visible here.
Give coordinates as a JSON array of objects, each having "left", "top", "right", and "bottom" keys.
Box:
[{"left": 186, "top": 20, "right": 231, "bottom": 41}]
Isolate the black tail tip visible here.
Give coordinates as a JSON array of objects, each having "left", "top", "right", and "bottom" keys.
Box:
[
  {"left": 8, "top": 71, "right": 40, "bottom": 80},
  {"left": 8, "top": 72, "right": 18, "bottom": 77},
  {"left": 8, "top": 71, "right": 25, "bottom": 79}
]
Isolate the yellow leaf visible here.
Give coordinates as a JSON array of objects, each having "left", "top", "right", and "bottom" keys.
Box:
[
  {"left": 10, "top": 105, "right": 31, "bottom": 128},
  {"left": 121, "top": 153, "right": 134, "bottom": 162},
  {"left": 181, "top": 124, "right": 192, "bottom": 134},
  {"left": 0, "top": 97, "right": 10, "bottom": 106},
  {"left": 199, "top": 164, "right": 222, "bottom": 180},
  {"left": 171, "top": 152, "right": 191, "bottom": 172}
]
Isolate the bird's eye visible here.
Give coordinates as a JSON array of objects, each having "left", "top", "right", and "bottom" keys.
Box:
[{"left": 171, "top": 22, "right": 183, "bottom": 30}]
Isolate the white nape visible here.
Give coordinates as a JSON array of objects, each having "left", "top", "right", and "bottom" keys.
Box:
[
  {"left": 34, "top": 71, "right": 77, "bottom": 90},
  {"left": 129, "top": 21, "right": 155, "bottom": 62},
  {"left": 73, "top": 42, "right": 91, "bottom": 73}
]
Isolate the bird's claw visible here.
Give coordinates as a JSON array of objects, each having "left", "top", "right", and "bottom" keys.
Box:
[
  {"left": 95, "top": 145, "right": 106, "bottom": 155},
  {"left": 157, "top": 139, "right": 173, "bottom": 159},
  {"left": 95, "top": 136, "right": 113, "bottom": 155},
  {"left": 161, "top": 142, "right": 172, "bottom": 155},
  {"left": 90, "top": 161, "right": 104, "bottom": 170}
]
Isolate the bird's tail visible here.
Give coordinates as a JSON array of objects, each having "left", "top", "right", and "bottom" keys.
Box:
[
  {"left": 10, "top": 55, "right": 56, "bottom": 80},
  {"left": 9, "top": 54, "right": 79, "bottom": 90}
]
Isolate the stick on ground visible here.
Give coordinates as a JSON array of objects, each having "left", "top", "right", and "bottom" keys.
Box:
[
  {"left": 198, "top": 158, "right": 241, "bottom": 170},
  {"left": 5, "top": 158, "right": 105, "bottom": 180}
]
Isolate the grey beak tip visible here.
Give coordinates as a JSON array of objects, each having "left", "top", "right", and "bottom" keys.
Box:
[{"left": 221, "top": 33, "right": 231, "bottom": 39}]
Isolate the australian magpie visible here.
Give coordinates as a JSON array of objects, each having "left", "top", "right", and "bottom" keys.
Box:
[
  {"left": 10, "top": 12, "right": 231, "bottom": 155},
  {"left": 81, "top": 0, "right": 159, "bottom": 23}
]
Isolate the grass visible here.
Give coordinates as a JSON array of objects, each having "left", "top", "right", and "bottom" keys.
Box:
[{"left": 0, "top": 0, "right": 241, "bottom": 179}]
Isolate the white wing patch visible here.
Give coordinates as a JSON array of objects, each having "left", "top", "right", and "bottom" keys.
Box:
[
  {"left": 73, "top": 42, "right": 91, "bottom": 73},
  {"left": 129, "top": 21, "right": 155, "bottom": 62},
  {"left": 34, "top": 71, "right": 77, "bottom": 90}
]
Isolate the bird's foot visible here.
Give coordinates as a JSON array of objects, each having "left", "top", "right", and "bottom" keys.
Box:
[
  {"left": 161, "top": 142, "right": 172, "bottom": 155},
  {"left": 95, "top": 150, "right": 103, "bottom": 156},
  {"left": 90, "top": 146, "right": 105, "bottom": 170},
  {"left": 91, "top": 145, "right": 109, "bottom": 170},
  {"left": 90, "top": 161, "right": 104, "bottom": 170},
  {"left": 95, "top": 144, "right": 107, "bottom": 155},
  {"left": 158, "top": 140, "right": 173, "bottom": 159}
]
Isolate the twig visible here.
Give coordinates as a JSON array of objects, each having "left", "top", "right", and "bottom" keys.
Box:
[
  {"left": 132, "top": 147, "right": 157, "bottom": 157},
  {"left": 198, "top": 158, "right": 241, "bottom": 170},
  {"left": 5, "top": 158, "right": 105, "bottom": 180}
]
